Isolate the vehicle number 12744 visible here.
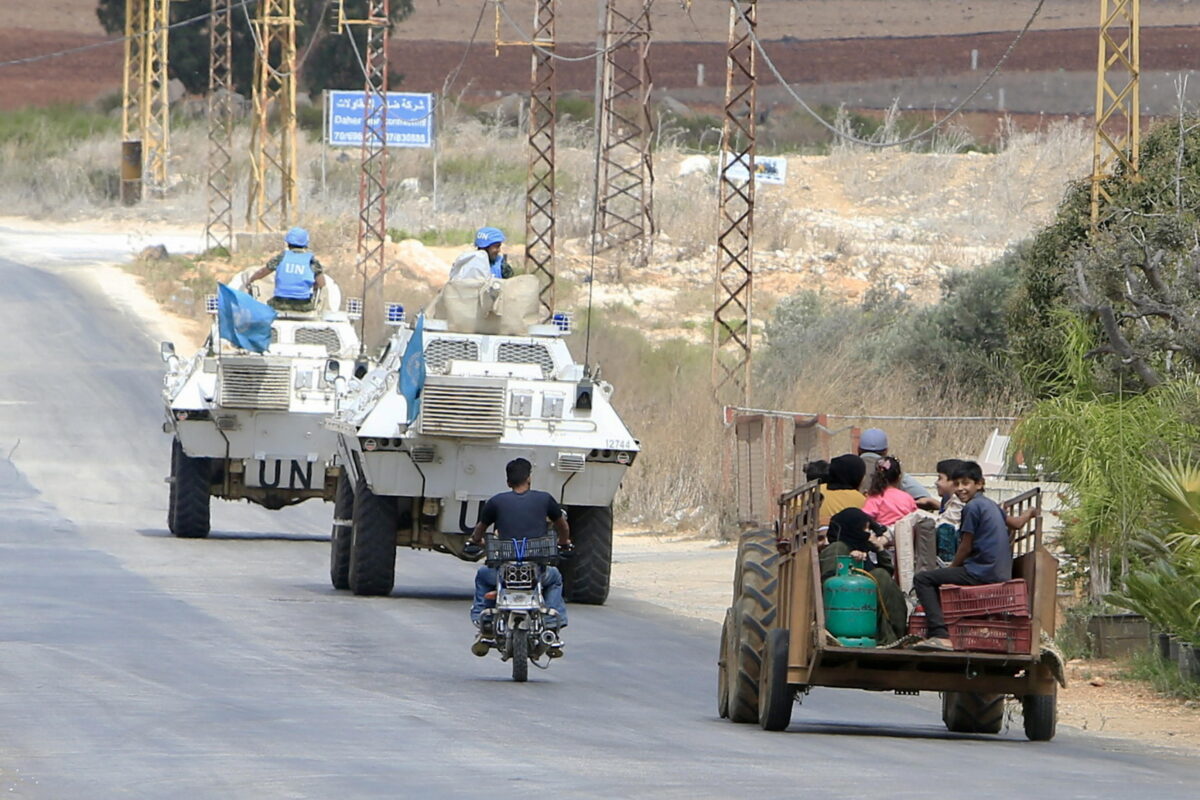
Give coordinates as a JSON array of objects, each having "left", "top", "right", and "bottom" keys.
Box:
[{"left": 605, "top": 439, "right": 633, "bottom": 449}]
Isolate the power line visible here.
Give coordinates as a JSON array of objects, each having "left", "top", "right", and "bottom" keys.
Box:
[
  {"left": 339, "top": 0, "right": 491, "bottom": 126},
  {"left": 494, "top": 0, "right": 649, "bottom": 63},
  {"left": 730, "top": 0, "right": 1047, "bottom": 149},
  {"left": 0, "top": 0, "right": 258, "bottom": 70}
]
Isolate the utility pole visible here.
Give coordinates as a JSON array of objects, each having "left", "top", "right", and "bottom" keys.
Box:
[
  {"left": 121, "top": 0, "right": 170, "bottom": 201},
  {"left": 527, "top": 0, "right": 558, "bottom": 319},
  {"left": 338, "top": 0, "right": 391, "bottom": 349},
  {"left": 247, "top": 0, "right": 298, "bottom": 233},
  {"left": 1091, "top": 0, "right": 1140, "bottom": 228},
  {"left": 205, "top": 0, "right": 234, "bottom": 254},
  {"left": 495, "top": 0, "right": 558, "bottom": 319},
  {"left": 596, "top": 0, "right": 654, "bottom": 272},
  {"left": 712, "top": 0, "right": 757, "bottom": 404}
]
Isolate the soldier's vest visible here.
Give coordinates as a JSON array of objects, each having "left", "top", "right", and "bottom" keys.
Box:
[{"left": 274, "top": 251, "right": 315, "bottom": 300}]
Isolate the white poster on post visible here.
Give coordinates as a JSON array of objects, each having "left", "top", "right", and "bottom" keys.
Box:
[{"left": 722, "top": 151, "right": 787, "bottom": 185}]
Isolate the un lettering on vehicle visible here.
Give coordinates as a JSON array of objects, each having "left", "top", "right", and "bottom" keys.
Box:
[{"left": 245, "top": 459, "right": 315, "bottom": 490}]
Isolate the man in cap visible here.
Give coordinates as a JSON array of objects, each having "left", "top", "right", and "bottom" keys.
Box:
[
  {"left": 246, "top": 226, "right": 327, "bottom": 312},
  {"left": 857, "top": 427, "right": 939, "bottom": 511},
  {"left": 449, "top": 226, "right": 514, "bottom": 281}
]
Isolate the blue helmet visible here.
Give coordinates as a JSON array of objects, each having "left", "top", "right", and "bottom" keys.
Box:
[
  {"left": 475, "top": 226, "right": 505, "bottom": 249},
  {"left": 284, "top": 227, "right": 310, "bottom": 248}
]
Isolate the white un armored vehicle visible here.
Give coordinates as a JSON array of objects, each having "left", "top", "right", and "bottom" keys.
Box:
[
  {"left": 160, "top": 270, "right": 373, "bottom": 538},
  {"left": 327, "top": 275, "right": 639, "bottom": 604}
]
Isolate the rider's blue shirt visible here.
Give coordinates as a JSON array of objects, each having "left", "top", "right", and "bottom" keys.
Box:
[{"left": 479, "top": 489, "right": 563, "bottom": 539}]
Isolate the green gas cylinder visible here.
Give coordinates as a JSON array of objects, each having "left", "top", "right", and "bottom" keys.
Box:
[{"left": 822, "top": 555, "right": 878, "bottom": 647}]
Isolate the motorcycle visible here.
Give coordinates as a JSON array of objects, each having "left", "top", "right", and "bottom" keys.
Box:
[{"left": 468, "top": 534, "right": 567, "bottom": 682}]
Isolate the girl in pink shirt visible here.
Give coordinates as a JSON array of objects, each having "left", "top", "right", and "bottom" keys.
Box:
[{"left": 863, "top": 456, "right": 917, "bottom": 527}]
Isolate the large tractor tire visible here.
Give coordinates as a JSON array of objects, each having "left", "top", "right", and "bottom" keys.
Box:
[
  {"left": 941, "top": 692, "right": 1005, "bottom": 734},
  {"left": 726, "top": 529, "right": 780, "bottom": 724},
  {"left": 329, "top": 473, "right": 354, "bottom": 590},
  {"left": 1022, "top": 693, "right": 1057, "bottom": 741},
  {"left": 717, "top": 608, "right": 734, "bottom": 719},
  {"left": 561, "top": 505, "right": 613, "bottom": 605},
  {"left": 348, "top": 477, "right": 399, "bottom": 597},
  {"left": 758, "top": 627, "right": 794, "bottom": 731},
  {"left": 170, "top": 438, "right": 211, "bottom": 539}
]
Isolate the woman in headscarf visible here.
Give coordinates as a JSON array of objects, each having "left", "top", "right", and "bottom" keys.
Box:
[
  {"left": 819, "top": 453, "right": 867, "bottom": 528},
  {"left": 819, "top": 507, "right": 908, "bottom": 645}
]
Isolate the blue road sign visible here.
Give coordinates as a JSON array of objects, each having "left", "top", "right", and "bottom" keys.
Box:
[{"left": 327, "top": 91, "right": 434, "bottom": 149}]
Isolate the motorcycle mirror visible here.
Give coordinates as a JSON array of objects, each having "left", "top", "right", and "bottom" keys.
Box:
[{"left": 159, "top": 341, "right": 176, "bottom": 362}]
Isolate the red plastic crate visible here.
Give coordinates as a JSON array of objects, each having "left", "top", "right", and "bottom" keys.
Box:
[
  {"left": 907, "top": 611, "right": 928, "bottom": 638},
  {"left": 949, "top": 617, "right": 1033, "bottom": 654},
  {"left": 939, "top": 579, "right": 1029, "bottom": 623}
]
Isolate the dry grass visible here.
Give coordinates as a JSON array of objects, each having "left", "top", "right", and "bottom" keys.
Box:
[{"left": 2, "top": 106, "right": 1089, "bottom": 530}]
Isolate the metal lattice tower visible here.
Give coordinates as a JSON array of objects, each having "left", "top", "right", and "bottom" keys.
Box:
[
  {"left": 1091, "top": 0, "right": 1140, "bottom": 228},
  {"left": 597, "top": 0, "right": 654, "bottom": 269},
  {"left": 121, "top": 0, "right": 171, "bottom": 195},
  {"left": 712, "top": 0, "right": 757, "bottom": 404},
  {"left": 247, "top": 0, "right": 298, "bottom": 233},
  {"left": 336, "top": 0, "right": 390, "bottom": 352},
  {"left": 205, "top": 0, "right": 234, "bottom": 253},
  {"left": 527, "top": 0, "right": 557, "bottom": 319}
]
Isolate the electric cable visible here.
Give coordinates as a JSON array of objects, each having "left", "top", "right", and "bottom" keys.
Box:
[
  {"left": 240, "top": 0, "right": 297, "bottom": 79},
  {"left": 728, "top": 0, "right": 1047, "bottom": 149},
  {"left": 582, "top": 63, "right": 605, "bottom": 370},
  {"left": 339, "top": 0, "right": 490, "bottom": 126},
  {"left": 0, "top": 0, "right": 258, "bottom": 70},
  {"left": 495, "top": 0, "right": 650, "bottom": 64}
]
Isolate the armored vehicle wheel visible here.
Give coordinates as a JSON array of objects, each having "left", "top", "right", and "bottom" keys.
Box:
[
  {"left": 941, "top": 692, "right": 1005, "bottom": 734},
  {"left": 348, "top": 477, "right": 399, "bottom": 596},
  {"left": 329, "top": 473, "right": 354, "bottom": 590},
  {"left": 727, "top": 529, "right": 779, "bottom": 723},
  {"left": 167, "top": 439, "right": 178, "bottom": 533},
  {"left": 170, "top": 438, "right": 211, "bottom": 539},
  {"left": 718, "top": 608, "right": 734, "bottom": 719},
  {"left": 759, "top": 628, "right": 794, "bottom": 731},
  {"left": 1022, "top": 693, "right": 1057, "bottom": 741},
  {"left": 511, "top": 631, "right": 529, "bottom": 683},
  {"left": 561, "top": 505, "right": 613, "bottom": 605}
]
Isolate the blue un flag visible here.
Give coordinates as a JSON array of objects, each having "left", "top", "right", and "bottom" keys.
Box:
[
  {"left": 399, "top": 313, "right": 426, "bottom": 425},
  {"left": 217, "top": 283, "right": 277, "bottom": 353}
]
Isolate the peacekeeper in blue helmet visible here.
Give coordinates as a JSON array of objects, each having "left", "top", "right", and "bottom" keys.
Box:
[
  {"left": 448, "top": 226, "right": 514, "bottom": 281},
  {"left": 246, "top": 227, "right": 327, "bottom": 311}
]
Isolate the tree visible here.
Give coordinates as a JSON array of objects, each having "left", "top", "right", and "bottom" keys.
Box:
[
  {"left": 1009, "top": 114, "right": 1200, "bottom": 396},
  {"left": 1015, "top": 314, "right": 1200, "bottom": 600},
  {"left": 96, "top": 0, "right": 414, "bottom": 97}
]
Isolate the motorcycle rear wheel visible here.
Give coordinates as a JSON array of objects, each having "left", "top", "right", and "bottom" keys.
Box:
[{"left": 511, "top": 631, "right": 529, "bottom": 682}]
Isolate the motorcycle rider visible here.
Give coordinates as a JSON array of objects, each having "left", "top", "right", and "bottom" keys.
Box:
[
  {"left": 465, "top": 457, "right": 571, "bottom": 653},
  {"left": 449, "top": 226, "right": 514, "bottom": 281},
  {"left": 246, "top": 226, "right": 327, "bottom": 312}
]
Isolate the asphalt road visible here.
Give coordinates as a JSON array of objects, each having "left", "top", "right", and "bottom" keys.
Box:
[{"left": 0, "top": 245, "right": 1198, "bottom": 798}]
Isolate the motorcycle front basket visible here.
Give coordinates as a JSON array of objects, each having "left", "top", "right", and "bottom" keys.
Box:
[{"left": 486, "top": 535, "right": 558, "bottom": 565}]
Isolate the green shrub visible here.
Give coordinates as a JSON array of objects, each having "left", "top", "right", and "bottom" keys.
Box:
[
  {"left": 0, "top": 105, "right": 117, "bottom": 155},
  {"left": 1121, "top": 651, "right": 1200, "bottom": 701}
]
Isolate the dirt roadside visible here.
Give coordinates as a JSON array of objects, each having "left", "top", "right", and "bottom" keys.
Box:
[{"left": 612, "top": 528, "right": 1200, "bottom": 752}]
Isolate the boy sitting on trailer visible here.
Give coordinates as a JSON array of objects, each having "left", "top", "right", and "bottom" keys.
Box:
[{"left": 913, "top": 461, "right": 1011, "bottom": 651}]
